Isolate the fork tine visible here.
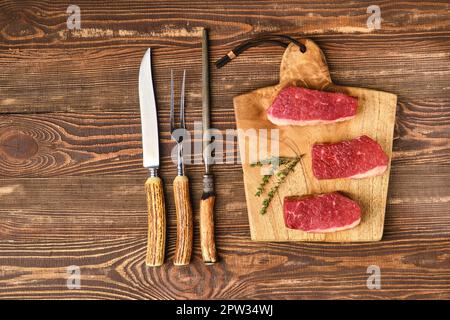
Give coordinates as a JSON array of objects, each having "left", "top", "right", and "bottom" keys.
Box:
[
  {"left": 180, "top": 70, "right": 186, "bottom": 129},
  {"left": 170, "top": 69, "right": 175, "bottom": 133}
]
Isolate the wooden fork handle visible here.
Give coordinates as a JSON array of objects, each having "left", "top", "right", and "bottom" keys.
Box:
[
  {"left": 173, "top": 175, "right": 193, "bottom": 265},
  {"left": 200, "top": 174, "right": 218, "bottom": 264},
  {"left": 145, "top": 176, "right": 166, "bottom": 267}
]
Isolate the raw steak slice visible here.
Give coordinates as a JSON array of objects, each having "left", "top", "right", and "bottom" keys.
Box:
[
  {"left": 312, "top": 135, "right": 389, "bottom": 180},
  {"left": 283, "top": 192, "right": 361, "bottom": 233},
  {"left": 267, "top": 87, "right": 358, "bottom": 126}
]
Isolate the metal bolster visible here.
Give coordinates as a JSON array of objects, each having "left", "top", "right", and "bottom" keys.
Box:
[
  {"left": 202, "top": 174, "right": 214, "bottom": 193},
  {"left": 149, "top": 167, "right": 158, "bottom": 177}
]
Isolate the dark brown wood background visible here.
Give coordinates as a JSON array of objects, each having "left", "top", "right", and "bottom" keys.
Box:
[{"left": 0, "top": 0, "right": 449, "bottom": 300}]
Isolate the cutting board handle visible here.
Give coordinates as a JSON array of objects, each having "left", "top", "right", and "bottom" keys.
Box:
[{"left": 279, "top": 40, "right": 332, "bottom": 89}]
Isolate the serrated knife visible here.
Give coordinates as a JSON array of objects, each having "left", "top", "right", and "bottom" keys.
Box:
[{"left": 139, "top": 48, "right": 166, "bottom": 267}]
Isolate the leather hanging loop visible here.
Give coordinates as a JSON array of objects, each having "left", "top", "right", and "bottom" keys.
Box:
[{"left": 215, "top": 34, "right": 306, "bottom": 69}]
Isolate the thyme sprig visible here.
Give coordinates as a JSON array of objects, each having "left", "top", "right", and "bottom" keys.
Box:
[
  {"left": 250, "top": 156, "right": 296, "bottom": 168},
  {"left": 252, "top": 156, "right": 301, "bottom": 215},
  {"left": 255, "top": 175, "right": 271, "bottom": 197}
]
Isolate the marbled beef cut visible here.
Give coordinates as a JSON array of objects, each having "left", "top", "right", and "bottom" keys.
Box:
[
  {"left": 283, "top": 192, "right": 361, "bottom": 233},
  {"left": 267, "top": 87, "right": 358, "bottom": 126},
  {"left": 312, "top": 135, "right": 389, "bottom": 180}
]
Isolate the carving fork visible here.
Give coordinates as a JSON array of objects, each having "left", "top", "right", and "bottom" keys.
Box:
[{"left": 170, "top": 70, "right": 193, "bottom": 266}]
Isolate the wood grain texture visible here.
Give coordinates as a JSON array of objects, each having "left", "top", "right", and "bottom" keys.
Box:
[
  {"left": 200, "top": 191, "right": 218, "bottom": 264},
  {"left": 145, "top": 176, "right": 166, "bottom": 267},
  {"left": 234, "top": 39, "right": 397, "bottom": 241},
  {"left": 0, "top": 0, "right": 449, "bottom": 299},
  {"left": 173, "top": 175, "right": 193, "bottom": 266},
  {"left": 0, "top": 165, "right": 449, "bottom": 299}
]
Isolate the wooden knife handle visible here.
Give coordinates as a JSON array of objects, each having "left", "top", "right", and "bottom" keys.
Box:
[
  {"left": 200, "top": 174, "right": 218, "bottom": 264},
  {"left": 145, "top": 176, "right": 166, "bottom": 267},
  {"left": 173, "top": 175, "right": 193, "bottom": 266}
]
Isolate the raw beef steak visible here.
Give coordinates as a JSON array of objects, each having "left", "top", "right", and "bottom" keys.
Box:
[
  {"left": 283, "top": 192, "right": 361, "bottom": 233},
  {"left": 267, "top": 87, "right": 358, "bottom": 126},
  {"left": 312, "top": 135, "right": 389, "bottom": 180}
]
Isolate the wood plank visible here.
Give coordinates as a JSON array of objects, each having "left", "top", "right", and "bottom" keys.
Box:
[
  {"left": 0, "top": 168, "right": 448, "bottom": 299},
  {"left": 0, "top": 165, "right": 448, "bottom": 240},
  {"left": 1, "top": 35, "right": 450, "bottom": 113},
  {"left": 0, "top": 0, "right": 449, "bottom": 51},
  {"left": 1, "top": 237, "right": 450, "bottom": 299},
  {"left": 0, "top": 98, "right": 448, "bottom": 178}
]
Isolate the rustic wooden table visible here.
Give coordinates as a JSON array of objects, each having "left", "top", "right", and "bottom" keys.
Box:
[{"left": 0, "top": 1, "right": 449, "bottom": 299}]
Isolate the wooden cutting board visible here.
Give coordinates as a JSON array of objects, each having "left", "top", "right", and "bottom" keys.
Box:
[{"left": 233, "top": 39, "right": 397, "bottom": 242}]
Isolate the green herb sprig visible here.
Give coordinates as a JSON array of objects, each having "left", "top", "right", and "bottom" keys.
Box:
[{"left": 251, "top": 156, "right": 301, "bottom": 215}]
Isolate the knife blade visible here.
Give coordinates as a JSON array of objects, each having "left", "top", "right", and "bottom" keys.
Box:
[
  {"left": 139, "top": 48, "right": 166, "bottom": 267},
  {"left": 139, "top": 48, "right": 160, "bottom": 170}
]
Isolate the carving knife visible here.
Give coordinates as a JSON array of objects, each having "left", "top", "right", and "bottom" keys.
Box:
[
  {"left": 199, "top": 28, "right": 218, "bottom": 264},
  {"left": 139, "top": 48, "right": 166, "bottom": 267}
]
